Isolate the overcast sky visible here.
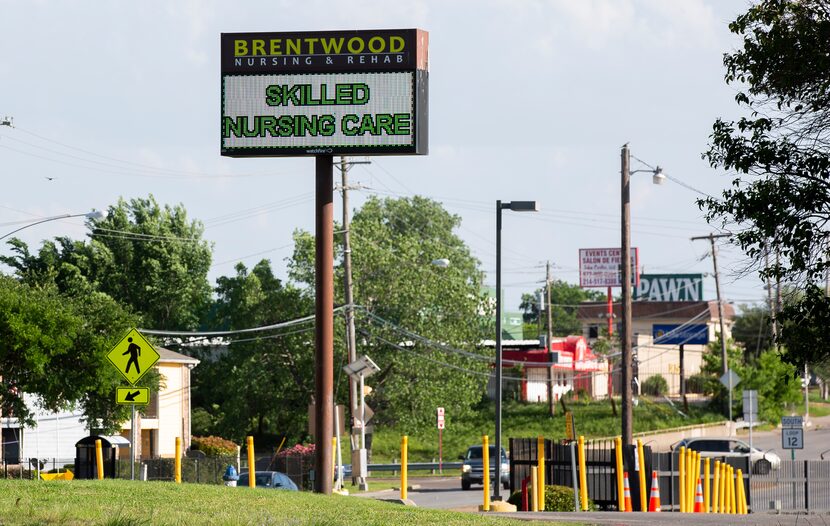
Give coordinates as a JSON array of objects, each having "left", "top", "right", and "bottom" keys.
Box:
[{"left": 0, "top": 0, "right": 765, "bottom": 321}]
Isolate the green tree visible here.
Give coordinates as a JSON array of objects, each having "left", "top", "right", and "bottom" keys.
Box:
[
  {"left": 735, "top": 349, "right": 802, "bottom": 423},
  {"left": 289, "top": 196, "right": 491, "bottom": 429},
  {"left": 698, "top": 334, "right": 801, "bottom": 423},
  {"left": 2, "top": 195, "right": 212, "bottom": 330},
  {"left": 0, "top": 276, "right": 141, "bottom": 431},
  {"left": 701, "top": 0, "right": 830, "bottom": 367},
  {"left": 519, "top": 281, "right": 604, "bottom": 338},
  {"left": 731, "top": 304, "right": 775, "bottom": 361},
  {"left": 192, "top": 260, "right": 315, "bottom": 443}
]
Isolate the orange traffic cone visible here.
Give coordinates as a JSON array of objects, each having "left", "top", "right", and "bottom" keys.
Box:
[
  {"left": 693, "top": 477, "right": 704, "bottom": 513},
  {"left": 623, "top": 472, "right": 633, "bottom": 512},
  {"left": 648, "top": 470, "right": 661, "bottom": 512}
]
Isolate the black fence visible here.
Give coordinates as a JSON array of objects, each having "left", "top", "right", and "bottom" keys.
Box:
[
  {"left": 509, "top": 438, "right": 652, "bottom": 510},
  {"left": 751, "top": 460, "right": 830, "bottom": 513},
  {"left": 133, "top": 455, "right": 238, "bottom": 484},
  {"left": 506, "top": 440, "right": 830, "bottom": 514}
]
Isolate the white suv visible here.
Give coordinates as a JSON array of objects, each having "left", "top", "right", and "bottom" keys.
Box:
[{"left": 671, "top": 437, "right": 781, "bottom": 474}]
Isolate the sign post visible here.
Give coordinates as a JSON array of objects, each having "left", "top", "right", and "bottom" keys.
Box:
[
  {"left": 222, "top": 29, "right": 428, "bottom": 495},
  {"left": 719, "top": 369, "right": 741, "bottom": 423},
  {"left": 437, "top": 407, "right": 445, "bottom": 474},
  {"left": 107, "top": 328, "right": 159, "bottom": 481},
  {"left": 343, "top": 355, "right": 381, "bottom": 490},
  {"left": 782, "top": 415, "right": 804, "bottom": 509}
]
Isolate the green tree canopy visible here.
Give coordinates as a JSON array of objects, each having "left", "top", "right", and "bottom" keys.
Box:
[
  {"left": 190, "top": 260, "right": 315, "bottom": 443},
  {"left": 2, "top": 195, "right": 213, "bottom": 330},
  {"left": 290, "top": 196, "right": 491, "bottom": 429},
  {"left": 519, "top": 281, "right": 604, "bottom": 337},
  {"left": 0, "top": 276, "right": 141, "bottom": 431},
  {"left": 731, "top": 304, "right": 775, "bottom": 360},
  {"left": 701, "top": 0, "right": 830, "bottom": 368}
]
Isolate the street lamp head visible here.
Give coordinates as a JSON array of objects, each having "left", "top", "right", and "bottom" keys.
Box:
[
  {"left": 85, "top": 210, "right": 106, "bottom": 220},
  {"left": 652, "top": 167, "right": 666, "bottom": 185},
  {"left": 506, "top": 201, "right": 540, "bottom": 212}
]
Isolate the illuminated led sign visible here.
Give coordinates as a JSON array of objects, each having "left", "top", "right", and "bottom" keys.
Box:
[{"left": 221, "top": 29, "right": 428, "bottom": 157}]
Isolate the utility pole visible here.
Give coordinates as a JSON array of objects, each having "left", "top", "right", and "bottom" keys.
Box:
[
  {"left": 546, "top": 261, "right": 555, "bottom": 417},
  {"left": 337, "top": 156, "right": 369, "bottom": 483},
  {"left": 620, "top": 145, "right": 634, "bottom": 446},
  {"left": 765, "top": 245, "right": 778, "bottom": 346},
  {"left": 339, "top": 157, "right": 359, "bottom": 435},
  {"left": 691, "top": 233, "right": 731, "bottom": 420}
]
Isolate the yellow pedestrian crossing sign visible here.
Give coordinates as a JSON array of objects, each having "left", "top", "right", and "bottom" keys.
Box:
[
  {"left": 107, "top": 329, "right": 159, "bottom": 385},
  {"left": 116, "top": 387, "right": 150, "bottom": 405}
]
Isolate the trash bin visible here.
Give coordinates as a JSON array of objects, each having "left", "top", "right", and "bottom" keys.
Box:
[
  {"left": 223, "top": 465, "right": 239, "bottom": 487},
  {"left": 74, "top": 435, "right": 118, "bottom": 479}
]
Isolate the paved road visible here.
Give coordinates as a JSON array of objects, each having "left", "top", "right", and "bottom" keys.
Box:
[
  {"left": 357, "top": 416, "right": 830, "bottom": 517},
  {"left": 740, "top": 418, "right": 830, "bottom": 461},
  {"left": 357, "top": 476, "right": 492, "bottom": 510}
]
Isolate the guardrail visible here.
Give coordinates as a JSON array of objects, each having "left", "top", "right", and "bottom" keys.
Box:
[{"left": 341, "top": 461, "right": 463, "bottom": 474}]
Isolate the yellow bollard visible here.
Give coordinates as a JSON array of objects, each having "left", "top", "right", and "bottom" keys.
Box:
[
  {"left": 175, "top": 437, "right": 182, "bottom": 483},
  {"left": 686, "top": 449, "right": 695, "bottom": 512},
  {"left": 530, "top": 465, "right": 538, "bottom": 512},
  {"left": 247, "top": 436, "right": 255, "bottom": 488},
  {"left": 637, "top": 439, "right": 646, "bottom": 512},
  {"left": 703, "top": 457, "right": 710, "bottom": 513},
  {"left": 736, "top": 469, "right": 746, "bottom": 514},
  {"left": 577, "top": 436, "right": 588, "bottom": 511},
  {"left": 481, "top": 435, "right": 489, "bottom": 511},
  {"left": 728, "top": 466, "right": 735, "bottom": 514},
  {"left": 537, "top": 436, "right": 545, "bottom": 511},
  {"left": 712, "top": 460, "right": 720, "bottom": 513},
  {"left": 331, "top": 437, "right": 337, "bottom": 483},
  {"left": 719, "top": 462, "right": 727, "bottom": 513},
  {"left": 678, "top": 446, "right": 686, "bottom": 513},
  {"left": 401, "top": 435, "right": 409, "bottom": 501},
  {"left": 95, "top": 439, "right": 104, "bottom": 480},
  {"left": 615, "top": 436, "right": 625, "bottom": 512}
]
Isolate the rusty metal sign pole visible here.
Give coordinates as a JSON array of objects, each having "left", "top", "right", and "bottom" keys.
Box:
[{"left": 315, "top": 155, "right": 334, "bottom": 495}]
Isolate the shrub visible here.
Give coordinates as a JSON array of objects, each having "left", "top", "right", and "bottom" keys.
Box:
[
  {"left": 508, "top": 484, "right": 596, "bottom": 511},
  {"left": 686, "top": 374, "right": 706, "bottom": 394},
  {"left": 277, "top": 443, "right": 315, "bottom": 457},
  {"left": 191, "top": 436, "right": 238, "bottom": 456},
  {"left": 641, "top": 375, "right": 668, "bottom": 396}
]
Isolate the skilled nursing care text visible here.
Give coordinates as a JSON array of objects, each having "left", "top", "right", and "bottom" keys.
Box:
[{"left": 222, "top": 81, "right": 411, "bottom": 139}]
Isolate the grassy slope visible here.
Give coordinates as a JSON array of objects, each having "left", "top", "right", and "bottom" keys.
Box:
[
  {"left": 0, "top": 479, "right": 550, "bottom": 526},
  {"left": 370, "top": 398, "right": 724, "bottom": 462}
]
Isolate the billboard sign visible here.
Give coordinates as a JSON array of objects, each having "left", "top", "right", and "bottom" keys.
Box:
[
  {"left": 634, "top": 274, "right": 704, "bottom": 301},
  {"left": 221, "top": 29, "right": 429, "bottom": 157},
  {"left": 653, "top": 324, "right": 709, "bottom": 345},
  {"left": 578, "top": 248, "right": 639, "bottom": 288}
]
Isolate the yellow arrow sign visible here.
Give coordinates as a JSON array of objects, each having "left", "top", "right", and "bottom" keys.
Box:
[
  {"left": 107, "top": 329, "right": 160, "bottom": 385},
  {"left": 116, "top": 387, "right": 150, "bottom": 405}
]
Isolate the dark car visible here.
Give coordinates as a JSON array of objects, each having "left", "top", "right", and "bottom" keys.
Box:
[
  {"left": 237, "top": 471, "right": 298, "bottom": 491},
  {"left": 460, "top": 445, "right": 509, "bottom": 491}
]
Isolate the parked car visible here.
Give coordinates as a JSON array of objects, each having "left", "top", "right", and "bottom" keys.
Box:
[
  {"left": 671, "top": 437, "right": 781, "bottom": 474},
  {"left": 237, "top": 471, "right": 298, "bottom": 491},
  {"left": 459, "top": 445, "right": 509, "bottom": 491}
]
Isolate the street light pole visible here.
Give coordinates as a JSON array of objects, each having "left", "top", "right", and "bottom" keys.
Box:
[
  {"left": 620, "top": 145, "right": 633, "bottom": 447},
  {"left": 0, "top": 210, "right": 105, "bottom": 242},
  {"left": 620, "top": 144, "right": 665, "bottom": 446},
  {"left": 494, "top": 199, "right": 538, "bottom": 501}
]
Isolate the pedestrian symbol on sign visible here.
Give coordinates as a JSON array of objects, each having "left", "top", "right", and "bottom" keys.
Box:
[
  {"left": 106, "top": 328, "right": 160, "bottom": 385},
  {"left": 123, "top": 337, "right": 142, "bottom": 375}
]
